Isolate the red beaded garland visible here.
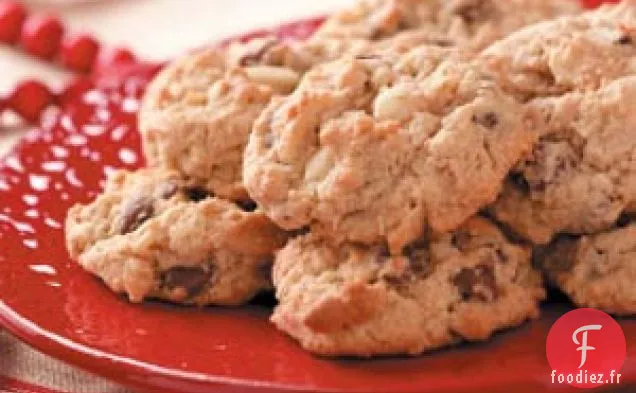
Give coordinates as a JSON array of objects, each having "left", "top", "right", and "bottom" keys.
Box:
[
  {"left": 8, "top": 80, "right": 56, "bottom": 123},
  {"left": 60, "top": 34, "right": 100, "bottom": 73},
  {"left": 0, "top": 1, "right": 141, "bottom": 124},
  {"left": 0, "top": 1, "right": 26, "bottom": 43},
  {"left": 0, "top": 1, "right": 140, "bottom": 76},
  {"left": 58, "top": 77, "right": 93, "bottom": 106},
  {"left": 20, "top": 14, "right": 64, "bottom": 59},
  {"left": 0, "top": 1, "right": 145, "bottom": 125}
]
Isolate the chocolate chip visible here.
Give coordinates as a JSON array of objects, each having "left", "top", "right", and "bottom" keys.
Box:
[
  {"left": 155, "top": 181, "right": 178, "bottom": 199},
  {"left": 616, "top": 35, "right": 632, "bottom": 45},
  {"left": 236, "top": 199, "right": 257, "bottom": 212},
  {"left": 531, "top": 245, "right": 549, "bottom": 270},
  {"left": 402, "top": 237, "right": 428, "bottom": 269},
  {"left": 452, "top": 0, "right": 494, "bottom": 23},
  {"left": 377, "top": 243, "right": 391, "bottom": 258},
  {"left": 238, "top": 38, "right": 278, "bottom": 66},
  {"left": 409, "top": 254, "right": 431, "bottom": 277},
  {"left": 403, "top": 235, "right": 427, "bottom": 254},
  {"left": 120, "top": 196, "right": 154, "bottom": 234},
  {"left": 472, "top": 112, "right": 498, "bottom": 129},
  {"left": 162, "top": 266, "right": 213, "bottom": 297},
  {"left": 355, "top": 54, "right": 381, "bottom": 60},
  {"left": 616, "top": 214, "right": 633, "bottom": 228},
  {"left": 184, "top": 187, "right": 211, "bottom": 202},
  {"left": 510, "top": 173, "right": 530, "bottom": 193},
  {"left": 539, "top": 236, "right": 578, "bottom": 272},
  {"left": 452, "top": 264, "right": 497, "bottom": 301},
  {"left": 383, "top": 275, "right": 411, "bottom": 291},
  {"left": 550, "top": 253, "right": 574, "bottom": 272},
  {"left": 451, "top": 229, "right": 472, "bottom": 251}
]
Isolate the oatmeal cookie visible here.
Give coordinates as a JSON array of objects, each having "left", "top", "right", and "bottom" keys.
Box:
[
  {"left": 490, "top": 76, "right": 636, "bottom": 244},
  {"left": 65, "top": 168, "right": 288, "bottom": 306},
  {"left": 141, "top": 34, "right": 448, "bottom": 201},
  {"left": 482, "top": 0, "right": 636, "bottom": 100},
  {"left": 538, "top": 223, "right": 636, "bottom": 315},
  {"left": 314, "top": 0, "right": 581, "bottom": 50},
  {"left": 141, "top": 0, "right": 579, "bottom": 202},
  {"left": 272, "top": 217, "right": 545, "bottom": 356},
  {"left": 244, "top": 51, "right": 539, "bottom": 253},
  {"left": 139, "top": 48, "right": 300, "bottom": 200}
]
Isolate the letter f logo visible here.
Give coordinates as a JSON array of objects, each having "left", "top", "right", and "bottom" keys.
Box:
[{"left": 573, "top": 324, "right": 602, "bottom": 368}]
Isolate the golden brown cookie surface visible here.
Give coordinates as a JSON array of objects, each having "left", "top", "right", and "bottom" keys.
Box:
[
  {"left": 66, "top": 168, "right": 287, "bottom": 306},
  {"left": 272, "top": 217, "right": 545, "bottom": 356}
]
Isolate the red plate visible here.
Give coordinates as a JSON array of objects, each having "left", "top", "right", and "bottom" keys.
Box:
[{"left": 0, "top": 12, "right": 634, "bottom": 393}]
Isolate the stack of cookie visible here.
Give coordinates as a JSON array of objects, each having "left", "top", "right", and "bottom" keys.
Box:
[{"left": 65, "top": 0, "right": 636, "bottom": 357}]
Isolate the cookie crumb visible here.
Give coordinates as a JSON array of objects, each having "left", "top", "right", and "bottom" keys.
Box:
[{"left": 120, "top": 196, "right": 154, "bottom": 234}]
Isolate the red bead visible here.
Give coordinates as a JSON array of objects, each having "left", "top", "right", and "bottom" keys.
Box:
[
  {"left": 20, "top": 14, "right": 64, "bottom": 60},
  {"left": 94, "top": 46, "right": 136, "bottom": 71},
  {"left": 60, "top": 34, "right": 100, "bottom": 73},
  {"left": 0, "top": 1, "right": 27, "bottom": 44},
  {"left": 8, "top": 80, "right": 56, "bottom": 123},
  {"left": 58, "top": 77, "right": 93, "bottom": 106}
]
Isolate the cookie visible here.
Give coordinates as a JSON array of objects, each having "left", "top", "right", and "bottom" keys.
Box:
[
  {"left": 538, "top": 223, "right": 636, "bottom": 315},
  {"left": 65, "top": 168, "right": 288, "bottom": 306},
  {"left": 490, "top": 75, "right": 636, "bottom": 244},
  {"left": 244, "top": 50, "right": 539, "bottom": 253},
  {"left": 139, "top": 48, "right": 300, "bottom": 200},
  {"left": 140, "top": 0, "right": 580, "bottom": 203},
  {"left": 314, "top": 0, "right": 580, "bottom": 50},
  {"left": 482, "top": 0, "right": 636, "bottom": 100},
  {"left": 141, "top": 34, "right": 447, "bottom": 201},
  {"left": 271, "top": 217, "right": 545, "bottom": 356}
]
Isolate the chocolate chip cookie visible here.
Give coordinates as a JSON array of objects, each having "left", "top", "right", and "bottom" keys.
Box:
[
  {"left": 65, "top": 168, "right": 288, "bottom": 306},
  {"left": 140, "top": 0, "right": 580, "bottom": 203},
  {"left": 272, "top": 217, "right": 545, "bottom": 356},
  {"left": 481, "top": 0, "right": 636, "bottom": 100},
  {"left": 244, "top": 50, "right": 539, "bottom": 253},
  {"left": 538, "top": 223, "right": 636, "bottom": 315},
  {"left": 314, "top": 0, "right": 580, "bottom": 50},
  {"left": 140, "top": 48, "right": 300, "bottom": 200},
  {"left": 490, "top": 76, "right": 636, "bottom": 244},
  {"left": 141, "top": 36, "right": 450, "bottom": 202}
]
